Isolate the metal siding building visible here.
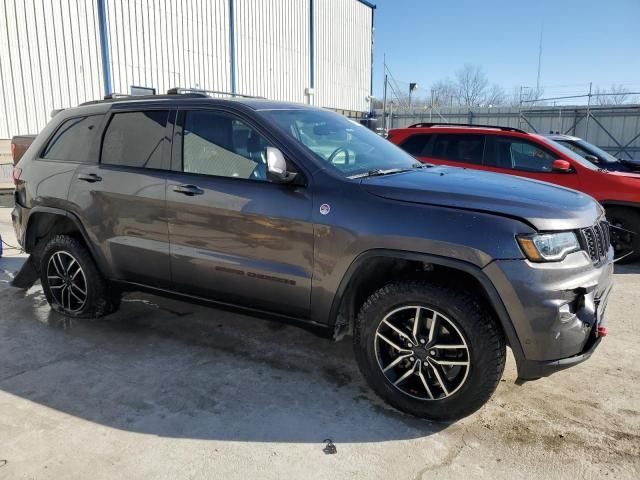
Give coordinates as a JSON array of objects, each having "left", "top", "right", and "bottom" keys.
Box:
[{"left": 0, "top": 0, "right": 374, "bottom": 139}]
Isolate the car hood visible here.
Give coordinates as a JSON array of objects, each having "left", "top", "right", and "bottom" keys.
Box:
[
  {"left": 361, "top": 166, "right": 602, "bottom": 231},
  {"left": 603, "top": 166, "right": 640, "bottom": 177}
]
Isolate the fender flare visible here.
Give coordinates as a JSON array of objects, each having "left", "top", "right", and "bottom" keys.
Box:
[
  {"left": 329, "top": 249, "right": 525, "bottom": 367},
  {"left": 24, "top": 206, "right": 109, "bottom": 277}
]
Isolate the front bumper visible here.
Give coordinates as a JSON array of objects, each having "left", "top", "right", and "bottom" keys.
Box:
[{"left": 484, "top": 248, "right": 613, "bottom": 380}]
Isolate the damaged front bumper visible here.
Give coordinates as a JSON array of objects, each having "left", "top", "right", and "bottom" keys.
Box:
[{"left": 484, "top": 248, "right": 614, "bottom": 380}]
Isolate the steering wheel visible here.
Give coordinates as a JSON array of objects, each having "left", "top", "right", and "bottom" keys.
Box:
[{"left": 328, "top": 146, "right": 350, "bottom": 165}]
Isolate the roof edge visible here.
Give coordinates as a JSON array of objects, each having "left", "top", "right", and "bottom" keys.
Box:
[{"left": 357, "top": 0, "right": 376, "bottom": 9}]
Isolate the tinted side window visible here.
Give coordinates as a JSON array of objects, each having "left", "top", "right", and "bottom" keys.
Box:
[
  {"left": 42, "top": 115, "right": 103, "bottom": 162},
  {"left": 400, "top": 134, "right": 432, "bottom": 156},
  {"left": 431, "top": 134, "right": 485, "bottom": 164},
  {"left": 182, "top": 111, "right": 272, "bottom": 181},
  {"left": 101, "top": 110, "right": 169, "bottom": 169},
  {"left": 485, "top": 137, "right": 556, "bottom": 172}
]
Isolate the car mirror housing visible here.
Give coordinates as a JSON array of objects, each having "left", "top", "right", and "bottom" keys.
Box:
[
  {"left": 266, "top": 147, "right": 298, "bottom": 183},
  {"left": 583, "top": 154, "right": 599, "bottom": 164},
  {"left": 552, "top": 159, "right": 572, "bottom": 173}
]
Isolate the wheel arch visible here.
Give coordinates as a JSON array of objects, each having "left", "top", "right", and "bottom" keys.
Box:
[
  {"left": 24, "top": 207, "right": 109, "bottom": 277},
  {"left": 329, "top": 249, "right": 525, "bottom": 366},
  {"left": 600, "top": 200, "right": 640, "bottom": 211}
]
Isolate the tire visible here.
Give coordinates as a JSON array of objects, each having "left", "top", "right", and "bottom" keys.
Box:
[
  {"left": 39, "top": 235, "right": 118, "bottom": 318},
  {"left": 353, "top": 281, "right": 506, "bottom": 422},
  {"left": 607, "top": 207, "right": 640, "bottom": 264}
]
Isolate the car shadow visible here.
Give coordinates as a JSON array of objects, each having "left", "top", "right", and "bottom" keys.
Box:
[{"left": 0, "top": 261, "right": 449, "bottom": 444}]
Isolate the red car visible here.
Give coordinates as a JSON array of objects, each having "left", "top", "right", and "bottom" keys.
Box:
[{"left": 389, "top": 123, "right": 640, "bottom": 262}]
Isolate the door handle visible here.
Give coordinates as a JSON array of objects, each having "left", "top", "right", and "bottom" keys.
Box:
[
  {"left": 172, "top": 184, "right": 204, "bottom": 196},
  {"left": 77, "top": 173, "right": 102, "bottom": 183}
]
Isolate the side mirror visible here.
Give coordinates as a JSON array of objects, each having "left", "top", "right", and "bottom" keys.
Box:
[
  {"left": 583, "top": 154, "right": 599, "bottom": 164},
  {"left": 552, "top": 159, "right": 572, "bottom": 173},
  {"left": 266, "top": 147, "right": 298, "bottom": 183}
]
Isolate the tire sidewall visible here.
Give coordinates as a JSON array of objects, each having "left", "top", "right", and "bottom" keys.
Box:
[
  {"left": 355, "top": 283, "right": 503, "bottom": 421},
  {"left": 40, "top": 236, "right": 104, "bottom": 318}
]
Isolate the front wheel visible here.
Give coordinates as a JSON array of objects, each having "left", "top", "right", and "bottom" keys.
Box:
[{"left": 353, "top": 282, "right": 506, "bottom": 421}]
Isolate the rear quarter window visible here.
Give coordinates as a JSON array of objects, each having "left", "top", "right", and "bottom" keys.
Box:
[{"left": 42, "top": 115, "right": 104, "bottom": 162}]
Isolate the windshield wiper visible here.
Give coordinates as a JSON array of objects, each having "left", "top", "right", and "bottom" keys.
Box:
[
  {"left": 349, "top": 163, "right": 432, "bottom": 179},
  {"left": 349, "top": 168, "right": 412, "bottom": 179}
]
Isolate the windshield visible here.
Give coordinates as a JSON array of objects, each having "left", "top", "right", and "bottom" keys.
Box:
[
  {"left": 537, "top": 136, "right": 600, "bottom": 171},
  {"left": 262, "top": 109, "right": 418, "bottom": 177},
  {"left": 574, "top": 140, "right": 621, "bottom": 164}
]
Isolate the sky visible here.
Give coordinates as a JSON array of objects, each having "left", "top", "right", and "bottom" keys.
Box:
[{"left": 371, "top": 0, "right": 640, "bottom": 102}]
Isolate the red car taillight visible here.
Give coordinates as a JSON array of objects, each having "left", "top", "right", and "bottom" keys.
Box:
[
  {"left": 12, "top": 166, "right": 22, "bottom": 185},
  {"left": 10, "top": 142, "right": 16, "bottom": 162}
]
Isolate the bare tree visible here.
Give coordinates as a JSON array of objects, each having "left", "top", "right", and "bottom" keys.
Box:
[
  {"left": 486, "top": 84, "right": 507, "bottom": 106},
  {"left": 430, "top": 79, "right": 458, "bottom": 107},
  {"left": 454, "top": 64, "right": 489, "bottom": 106},
  {"left": 594, "top": 84, "right": 632, "bottom": 105}
]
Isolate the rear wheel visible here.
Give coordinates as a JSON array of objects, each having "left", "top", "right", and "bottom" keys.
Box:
[
  {"left": 40, "top": 235, "right": 119, "bottom": 318},
  {"left": 607, "top": 207, "right": 640, "bottom": 263},
  {"left": 353, "top": 281, "right": 506, "bottom": 421}
]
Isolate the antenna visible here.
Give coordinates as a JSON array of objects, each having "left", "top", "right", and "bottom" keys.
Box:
[{"left": 536, "top": 24, "right": 543, "bottom": 95}]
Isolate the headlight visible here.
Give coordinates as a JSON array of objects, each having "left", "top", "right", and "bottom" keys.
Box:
[{"left": 517, "top": 232, "right": 580, "bottom": 262}]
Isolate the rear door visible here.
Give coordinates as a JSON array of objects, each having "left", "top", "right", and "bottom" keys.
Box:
[
  {"left": 165, "top": 108, "right": 314, "bottom": 317},
  {"left": 482, "top": 135, "right": 581, "bottom": 190},
  {"left": 67, "top": 109, "right": 173, "bottom": 288},
  {"left": 405, "top": 133, "right": 489, "bottom": 170}
]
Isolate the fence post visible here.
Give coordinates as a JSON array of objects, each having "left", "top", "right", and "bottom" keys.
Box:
[{"left": 585, "top": 82, "right": 592, "bottom": 140}]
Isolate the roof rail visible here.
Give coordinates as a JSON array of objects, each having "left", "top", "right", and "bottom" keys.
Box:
[
  {"left": 408, "top": 122, "right": 527, "bottom": 134},
  {"left": 103, "top": 92, "right": 130, "bottom": 100},
  {"left": 79, "top": 92, "right": 207, "bottom": 106},
  {"left": 167, "top": 87, "right": 265, "bottom": 99}
]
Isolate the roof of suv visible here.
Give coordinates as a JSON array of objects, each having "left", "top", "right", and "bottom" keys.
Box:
[
  {"left": 76, "top": 93, "right": 316, "bottom": 112},
  {"left": 393, "top": 122, "right": 527, "bottom": 133},
  {"left": 544, "top": 133, "right": 581, "bottom": 141},
  {"left": 390, "top": 123, "right": 529, "bottom": 135}
]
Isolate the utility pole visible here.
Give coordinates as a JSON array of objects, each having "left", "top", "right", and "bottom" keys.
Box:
[
  {"left": 430, "top": 88, "right": 434, "bottom": 121},
  {"left": 536, "top": 24, "right": 543, "bottom": 97},
  {"left": 382, "top": 54, "right": 387, "bottom": 131},
  {"left": 585, "top": 82, "right": 593, "bottom": 140},
  {"left": 382, "top": 73, "right": 388, "bottom": 131}
]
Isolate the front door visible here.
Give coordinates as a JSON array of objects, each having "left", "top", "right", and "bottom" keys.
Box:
[
  {"left": 482, "top": 136, "right": 581, "bottom": 190},
  {"left": 165, "top": 109, "right": 314, "bottom": 317}
]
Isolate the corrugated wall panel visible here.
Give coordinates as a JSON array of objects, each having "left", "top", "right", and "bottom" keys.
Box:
[
  {"left": 0, "top": 0, "right": 373, "bottom": 139},
  {"left": 106, "top": 0, "right": 230, "bottom": 96},
  {"left": 0, "top": 0, "right": 103, "bottom": 138},
  {"left": 314, "top": 0, "right": 372, "bottom": 112},
  {"left": 234, "top": 0, "right": 310, "bottom": 103}
]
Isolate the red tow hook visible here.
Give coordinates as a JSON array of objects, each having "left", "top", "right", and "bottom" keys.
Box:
[{"left": 597, "top": 326, "right": 608, "bottom": 337}]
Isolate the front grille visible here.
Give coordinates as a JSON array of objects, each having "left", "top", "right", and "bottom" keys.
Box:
[{"left": 580, "top": 221, "right": 610, "bottom": 264}]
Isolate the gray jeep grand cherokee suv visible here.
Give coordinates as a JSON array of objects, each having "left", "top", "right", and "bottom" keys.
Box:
[{"left": 11, "top": 92, "right": 613, "bottom": 421}]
